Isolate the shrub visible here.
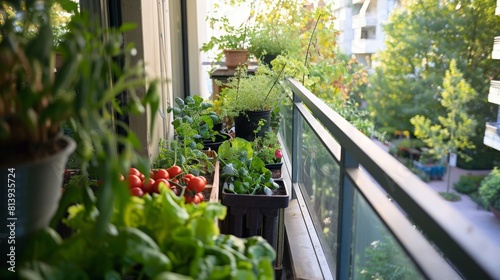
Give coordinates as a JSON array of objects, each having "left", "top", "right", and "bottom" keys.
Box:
[
  {"left": 453, "top": 175, "right": 486, "bottom": 194},
  {"left": 479, "top": 167, "right": 500, "bottom": 209}
]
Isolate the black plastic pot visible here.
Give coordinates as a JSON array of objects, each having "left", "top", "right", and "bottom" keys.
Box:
[
  {"left": 265, "top": 162, "right": 283, "bottom": 179},
  {"left": 202, "top": 132, "right": 231, "bottom": 152},
  {"left": 234, "top": 110, "right": 271, "bottom": 141}
]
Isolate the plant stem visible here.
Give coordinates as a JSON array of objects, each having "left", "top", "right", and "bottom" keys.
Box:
[
  {"left": 303, "top": 13, "right": 322, "bottom": 84},
  {"left": 264, "top": 62, "right": 287, "bottom": 103}
]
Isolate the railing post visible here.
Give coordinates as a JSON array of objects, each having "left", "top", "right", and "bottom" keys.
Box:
[
  {"left": 291, "top": 91, "right": 302, "bottom": 190},
  {"left": 337, "top": 148, "right": 357, "bottom": 280}
]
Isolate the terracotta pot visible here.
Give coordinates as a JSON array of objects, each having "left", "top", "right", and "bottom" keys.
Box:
[{"left": 224, "top": 49, "right": 248, "bottom": 69}]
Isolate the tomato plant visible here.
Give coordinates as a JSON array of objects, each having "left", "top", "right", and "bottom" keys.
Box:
[
  {"left": 128, "top": 167, "right": 141, "bottom": 177},
  {"left": 153, "top": 178, "right": 170, "bottom": 193},
  {"left": 130, "top": 187, "right": 144, "bottom": 197},
  {"left": 154, "top": 169, "right": 170, "bottom": 180},
  {"left": 127, "top": 175, "right": 142, "bottom": 189},
  {"left": 142, "top": 178, "right": 155, "bottom": 194},
  {"left": 167, "top": 165, "right": 182, "bottom": 178},
  {"left": 187, "top": 177, "right": 206, "bottom": 193}
]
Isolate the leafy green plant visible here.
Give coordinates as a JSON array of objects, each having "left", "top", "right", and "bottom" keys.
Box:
[
  {"left": 218, "top": 137, "right": 278, "bottom": 195},
  {"left": 253, "top": 130, "right": 282, "bottom": 165},
  {"left": 248, "top": 22, "right": 299, "bottom": 60},
  {"left": 17, "top": 186, "right": 276, "bottom": 279},
  {"left": 454, "top": 175, "right": 486, "bottom": 194},
  {"left": 479, "top": 167, "right": 500, "bottom": 209},
  {"left": 1, "top": 1, "right": 159, "bottom": 235},
  {"left": 219, "top": 65, "right": 286, "bottom": 119},
  {"left": 200, "top": 3, "right": 253, "bottom": 62},
  {"left": 168, "top": 96, "right": 222, "bottom": 143}
]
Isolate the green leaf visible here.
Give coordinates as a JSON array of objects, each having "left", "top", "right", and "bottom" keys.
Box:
[{"left": 119, "top": 22, "right": 138, "bottom": 33}]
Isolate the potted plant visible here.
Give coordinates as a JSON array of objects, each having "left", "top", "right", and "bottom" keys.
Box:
[
  {"left": 219, "top": 65, "right": 286, "bottom": 141},
  {"left": 479, "top": 167, "right": 500, "bottom": 219},
  {"left": 253, "top": 131, "right": 284, "bottom": 179},
  {"left": 0, "top": 1, "right": 159, "bottom": 246},
  {"left": 248, "top": 22, "right": 299, "bottom": 66},
  {"left": 200, "top": 6, "right": 253, "bottom": 68},
  {"left": 167, "top": 95, "right": 230, "bottom": 151},
  {"left": 217, "top": 137, "right": 289, "bottom": 273}
]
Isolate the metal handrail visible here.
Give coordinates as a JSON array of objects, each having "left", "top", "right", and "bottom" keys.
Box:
[{"left": 286, "top": 77, "right": 500, "bottom": 279}]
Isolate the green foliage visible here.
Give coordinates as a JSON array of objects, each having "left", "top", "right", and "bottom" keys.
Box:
[
  {"left": 366, "top": 0, "right": 500, "bottom": 140},
  {"left": 218, "top": 138, "right": 278, "bottom": 195},
  {"left": 479, "top": 167, "right": 500, "bottom": 209},
  {"left": 19, "top": 188, "right": 276, "bottom": 279},
  {"left": 152, "top": 139, "right": 215, "bottom": 176},
  {"left": 453, "top": 175, "right": 486, "bottom": 194},
  {"left": 439, "top": 192, "right": 462, "bottom": 202},
  {"left": 356, "top": 235, "right": 420, "bottom": 280},
  {"left": 248, "top": 21, "right": 300, "bottom": 59},
  {"left": 410, "top": 60, "right": 477, "bottom": 161},
  {"left": 219, "top": 65, "right": 286, "bottom": 118},
  {"left": 252, "top": 130, "right": 282, "bottom": 164},
  {"left": 168, "top": 96, "right": 221, "bottom": 143},
  {"left": 200, "top": 2, "right": 253, "bottom": 61}
]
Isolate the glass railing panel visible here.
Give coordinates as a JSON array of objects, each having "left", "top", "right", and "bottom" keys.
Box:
[
  {"left": 279, "top": 98, "right": 294, "bottom": 159},
  {"left": 297, "top": 113, "right": 341, "bottom": 268},
  {"left": 351, "top": 190, "right": 424, "bottom": 280}
]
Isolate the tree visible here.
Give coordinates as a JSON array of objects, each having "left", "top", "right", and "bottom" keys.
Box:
[
  {"left": 411, "top": 60, "right": 477, "bottom": 191},
  {"left": 366, "top": 0, "right": 500, "bottom": 141}
]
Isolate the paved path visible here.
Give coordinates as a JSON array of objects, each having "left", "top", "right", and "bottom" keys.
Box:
[
  {"left": 427, "top": 168, "right": 500, "bottom": 248},
  {"left": 373, "top": 140, "right": 500, "bottom": 247}
]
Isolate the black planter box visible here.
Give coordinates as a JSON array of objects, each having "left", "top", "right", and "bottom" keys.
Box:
[
  {"left": 265, "top": 162, "right": 283, "bottom": 180},
  {"left": 220, "top": 180, "right": 289, "bottom": 276}
]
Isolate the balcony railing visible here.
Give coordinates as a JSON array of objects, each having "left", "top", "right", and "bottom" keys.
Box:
[
  {"left": 280, "top": 78, "right": 500, "bottom": 279},
  {"left": 352, "top": 13, "right": 377, "bottom": 29},
  {"left": 351, "top": 39, "right": 379, "bottom": 54},
  {"left": 489, "top": 80, "right": 500, "bottom": 105},
  {"left": 493, "top": 37, "right": 500, "bottom": 60}
]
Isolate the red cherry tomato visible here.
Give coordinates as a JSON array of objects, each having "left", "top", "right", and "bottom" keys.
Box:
[
  {"left": 127, "top": 175, "right": 142, "bottom": 189},
  {"left": 184, "top": 174, "right": 195, "bottom": 180},
  {"left": 154, "top": 169, "right": 170, "bottom": 180},
  {"left": 149, "top": 170, "right": 155, "bottom": 178},
  {"left": 129, "top": 167, "right": 141, "bottom": 177},
  {"left": 193, "top": 194, "right": 201, "bottom": 204},
  {"left": 153, "top": 179, "right": 170, "bottom": 193},
  {"left": 187, "top": 177, "right": 206, "bottom": 193},
  {"left": 142, "top": 178, "right": 155, "bottom": 194},
  {"left": 139, "top": 173, "right": 146, "bottom": 181},
  {"left": 196, "top": 192, "right": 205, "bottom": 203},
  {"left": 130, "top": 187, "right": 144, "bottom": 197},
  {"left": 167, "top": 165, "right": 183, "bottom": 178},
  {"left": 199, "top": 176, "right": 207, "bottom": 184}
]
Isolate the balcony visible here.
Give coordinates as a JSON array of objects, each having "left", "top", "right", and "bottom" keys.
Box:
[
  {"left": 281, "top": 78, "right": 500, "bottom": 279},
  {"left": 493, "top": 37, "right": 500, "bottom": 60},
  {"left": 489, "top": 80, "right": 500, "bottom": 105},
  {"left": 351, "top": 38, "right": 379, "bottom": 54},
  {"left": 352, "top": 13, "right": 377, "bottom": 29},
  {"left": 484, "top": 122, "right": 500, "bottom": 151}
]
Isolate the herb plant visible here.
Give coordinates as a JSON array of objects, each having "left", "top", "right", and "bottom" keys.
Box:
[
  {"left": 219, "top": 65, "right": 286, "bottom": 119},
  {"left": 218, "top": 138, "right": 278, "bottom": 195}
]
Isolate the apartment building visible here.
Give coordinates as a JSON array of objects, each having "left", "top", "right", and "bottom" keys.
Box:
[
  {"left": 333, "top": 0, "right": 398, "bottom": 67},
  {"left": 483, "top": 1, "right": 500, "bottom": 151}
]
